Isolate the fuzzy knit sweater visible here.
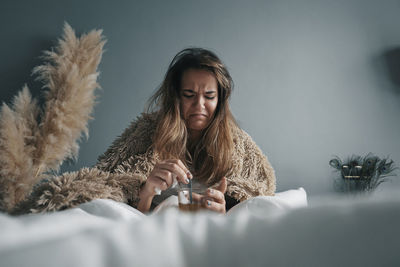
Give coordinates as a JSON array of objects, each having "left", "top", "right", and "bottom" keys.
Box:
[{"left": 13, "top": 113, "right": 276, "bottom": 214}]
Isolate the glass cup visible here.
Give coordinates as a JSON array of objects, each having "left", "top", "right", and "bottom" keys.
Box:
[{"left": 177, "top": 181, "right": 207, "bottom": 212}]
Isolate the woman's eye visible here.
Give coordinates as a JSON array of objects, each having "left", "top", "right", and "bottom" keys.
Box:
[
  {"left": 183, "top": 94, "right": 194, "bottom": 98},
  {"left": 205, "top": 96, "right": 216, "bottom": 100}
]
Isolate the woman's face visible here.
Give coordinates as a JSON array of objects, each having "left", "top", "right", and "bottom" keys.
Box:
[{"left": 180, "top": 69, "right": 218, "bottom": 138}]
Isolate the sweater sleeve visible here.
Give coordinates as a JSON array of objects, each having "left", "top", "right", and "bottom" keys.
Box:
[
  {"left": 12, "top": 151, "right": 157, "bottom": 214},
  {"left": 11, "top": 167, "right": 145, "bottom": 214},
  {"left": 93, "top": 113, "right": 158, "bottom": 208},
  {"left": 110, "top": 150, "right": 157, "bottom": 208},
  {"left": 226, "top": 129, "right": 276, "bottom": 202},
  {"left": 95, "top": 112, "right": 157, "bottom": 172}
]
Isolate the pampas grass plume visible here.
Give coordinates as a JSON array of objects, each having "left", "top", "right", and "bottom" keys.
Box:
[
  {"left": 0, "top": 22, "right": 106, "bottom": 211},
  {"left": 0, "top": 86, "right": 39, "bottom": 209}
]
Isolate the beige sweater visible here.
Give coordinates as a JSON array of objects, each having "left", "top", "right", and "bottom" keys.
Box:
[{"left": 13, "top": 113, "right": 276, "bottom": 214}]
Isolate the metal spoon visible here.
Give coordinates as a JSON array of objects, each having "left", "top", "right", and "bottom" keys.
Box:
[{"left": 189, "top": 178, "right": 193, "bottom": 204}]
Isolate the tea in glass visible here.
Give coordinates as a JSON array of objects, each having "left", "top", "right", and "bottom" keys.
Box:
[{"left": 178, "top": 189, "right": 202, "bottom": 212}]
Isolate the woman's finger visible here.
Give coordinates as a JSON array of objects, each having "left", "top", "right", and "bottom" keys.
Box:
[
  {"left": 165, "top": 159, "right": 193, "bottom": 179},
  {"left": 151, "top": 169, "right": 174, "bottom": 187},
  {"left": 205, "top": 188, "right": 225, "bottom": 204},
  {"left": 157, "top": 162, "right": 190, "bottom": 184},
  {"left": 212, "top": 177, "right": 227, "bottom": 194},
  {"left": 191, "top": 192, "right": 203, "bottom": 203},
  {"left": 147, "top": 176, "right": 169, "bottom": 191},
  {"left": 202, "top": 198, "right": 225, "bottom": 214}
]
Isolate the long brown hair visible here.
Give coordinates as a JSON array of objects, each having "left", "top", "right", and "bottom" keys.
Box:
[{"left": 147, "top": 48, "right": 237, "bottom": 185}]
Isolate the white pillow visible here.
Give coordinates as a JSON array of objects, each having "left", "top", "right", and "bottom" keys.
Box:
[
  {"left": 226, "top": 187, "right": 308, "bottom": 216},
  {"left": 152, "top": 196, "right": 179, "bottom": 214},
  {"left": 153, "top": 187, "right": 308, "bottom": 216},
  {"left": 274, "top": 187, "right": 308, "bottom": 208}
]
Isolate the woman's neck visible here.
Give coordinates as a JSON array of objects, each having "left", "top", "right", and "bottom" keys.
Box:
[
  {"left": 188, "top": 129, "right": 202, "bottom": 144},
  {"left": 187, "top": 130, "right": 203, "bottom": 160}
]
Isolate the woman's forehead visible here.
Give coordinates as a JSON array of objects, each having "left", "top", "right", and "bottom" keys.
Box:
[{"left": 181, "top": 69, "right": 217, "bottom": 89}]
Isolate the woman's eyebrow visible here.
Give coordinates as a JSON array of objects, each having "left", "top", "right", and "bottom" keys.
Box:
[{"left": 181, "top": 89, "right": 216, "bottom": 94}]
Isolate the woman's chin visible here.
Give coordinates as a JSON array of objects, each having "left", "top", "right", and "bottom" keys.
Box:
[
  {"left": 187, "top": 119, "right": 208, "bottom": 129},
  {"left": 188, "top": 123, "right": 207, "bottom": 132}
]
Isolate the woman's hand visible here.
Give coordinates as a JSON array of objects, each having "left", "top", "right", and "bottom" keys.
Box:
[
  {"left": 201, "top": 177, "right": 227, "bottom": 214},
  {"left": 138, "top": 159, "right": 192, "bottom": 213},
  {"left": 140, "top": 159, "right": 192, "bottom": 199}
]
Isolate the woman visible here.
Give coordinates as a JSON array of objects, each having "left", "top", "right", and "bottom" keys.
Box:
[
  {"left": 96, "top": 48, "right": 276, "bottom": 214},
  {"left": 12, "top": 47, "right": 275, "bottom": 215}
]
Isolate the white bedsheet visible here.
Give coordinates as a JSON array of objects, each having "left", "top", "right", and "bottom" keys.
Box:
[{"left": 1, "top": 187, "right": 399, "bottom": 267}]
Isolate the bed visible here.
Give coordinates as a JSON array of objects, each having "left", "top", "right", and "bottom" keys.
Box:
[{"left": 1, "top": 187, "right": 399, "bottom": 267}]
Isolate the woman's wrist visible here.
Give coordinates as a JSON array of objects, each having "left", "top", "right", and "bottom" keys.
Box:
[
  {"left": 137, "top": 184, "right": 155, "bottom": 213},
  {"left": 139, "top": 183, "right": 155, "bottom": 199}
]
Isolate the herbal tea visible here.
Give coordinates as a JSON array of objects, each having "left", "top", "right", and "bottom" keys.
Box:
[
  {"left": 178, "top": 188, "right": 203, "bottom": 212},
  {"left": 178, "top": 202, "right": 202, "bottom": 212},
  {"left": 178, "top": 180, "right": 207, "bottom": 212}
]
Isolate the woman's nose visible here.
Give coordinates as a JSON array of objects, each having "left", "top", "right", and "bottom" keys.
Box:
[{"left": 193, "top": 95, "right": 205, "bottom": 108}]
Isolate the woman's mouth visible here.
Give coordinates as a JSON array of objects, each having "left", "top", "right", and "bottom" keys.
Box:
[
  {"left": 190, "top": 113, "right": 207, "bottom": 117},
  {"left": 190, "top": 114, "right": 207, "bottom": 119}
]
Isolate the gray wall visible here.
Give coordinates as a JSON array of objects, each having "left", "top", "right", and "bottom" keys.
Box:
[{"left": 1, "top": 0, "right": 399, "bottom": 197}]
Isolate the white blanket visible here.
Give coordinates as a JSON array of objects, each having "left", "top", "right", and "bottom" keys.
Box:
[{"left": 1, "top": 187, "right": 399, "bottom": 267}]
